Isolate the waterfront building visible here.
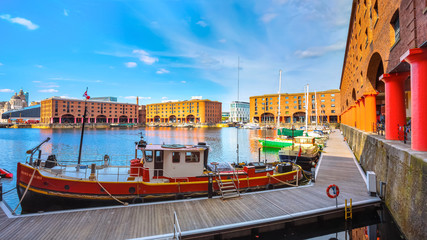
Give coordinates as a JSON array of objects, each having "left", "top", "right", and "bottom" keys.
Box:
[
  {"left": 146, "top": 99, "right": 222, "bottom": 124},
  {"left": 340, "top": 0, "right": 427, "bottom": 151},
  {"left": 249, "top": 90, "right": 340, "bottom": 124},
  {"left": 222, "top": 112, "right": 230, "bottom": 122},
  {"left": 138, "top": 105, "right": 146, "bottom": 124},
  {"left": 40, "top": 97, "right": 138, "bottom": 124},
  {"left": 1, "top": 105, "right": 40, "bottom": 123},
  {"left": 229, "top": 101, "right": 250, "bottom": 123},
  {"left": 90, "top": 96, "right": 117, "bottom": 102},
  {"left": 0, "top": 89, "right": 29, "bottom": 123}
]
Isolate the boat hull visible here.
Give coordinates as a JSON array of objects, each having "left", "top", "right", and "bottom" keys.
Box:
[
  {"left": 16, "top": 162, "right": 302, "bottom": 213},
  {"left": 258, "top": 139, "right": 293, "bottom": 148}
]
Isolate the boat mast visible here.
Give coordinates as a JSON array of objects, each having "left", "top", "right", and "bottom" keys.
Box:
[
  {"left": 277, "top": 70, "right": 282, "bottom": 129},
  {"left": 305, "top": 84, "right": 309, "bottom": 131},
  {"left": 315, "top": 90, "right": 318, "bottom": 129},
  {"left": 77, "top": 98, "right": 88, "bottom": 171},
  {"left": 236, "top": 56, "right": 240, "bottom": 164}
]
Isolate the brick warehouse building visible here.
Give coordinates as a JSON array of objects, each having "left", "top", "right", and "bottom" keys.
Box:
[
  {"left": 249, "top": 90, "right": 340, "bottom": 124},
  {"left": 40, "top": 97, "right": 139, "bottom": 124},
  {"left": 146, "top": 99, "right": 222, "bottom": 124},
  {"left": 340, "top": 0, "right": 427, "bottom": 151}
]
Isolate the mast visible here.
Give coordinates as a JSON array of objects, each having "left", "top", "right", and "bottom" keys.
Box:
[
  {"left": 305, "top": 84, "right": 309, "bottom": 131},
  {"left": 315, "top": 91, "right": 318, "bottom": 129},
  {"left": 236, "top": 56, "right": 240, "bottom": 164},
  {"left": 77, "top": 99, "right": 88, "bottom": 171},
  {"left": 277, "top": 70, "right": 282, "bottom": 128}
]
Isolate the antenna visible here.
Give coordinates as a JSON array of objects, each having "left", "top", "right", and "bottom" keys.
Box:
[{"left": 236, "top": 56, "right": 240, "bottom": 164}]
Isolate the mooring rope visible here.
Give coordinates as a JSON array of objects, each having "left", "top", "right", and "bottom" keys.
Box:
[
  {"left": 96, "top": 180, "right": 128, "bottom": 206},
  {"left": 13, "top": 167, "right": 37, "bottom": 214},
  {"left": 2, "top": 187, "right": 16, "bottom": 195}
]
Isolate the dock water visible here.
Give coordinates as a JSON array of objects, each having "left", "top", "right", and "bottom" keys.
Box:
[{"left": 0, "top": 130, "right": 380, "bottom": 239}]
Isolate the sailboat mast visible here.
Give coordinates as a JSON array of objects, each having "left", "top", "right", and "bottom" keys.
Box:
[
  {"left": 277, "top": 70, "right": 282, "bottom": 128},
  {"left": 236, "top": 56, "right": 239, "bottom": 164},
  {"left": 77, "top": 100, "right": 87, "bottom": 170},
  {"left": 305, "top": 84, "right": 309, "bottom": 131},
  {"left": 315, "top": 91, "right": 318, "bottom": 129}
]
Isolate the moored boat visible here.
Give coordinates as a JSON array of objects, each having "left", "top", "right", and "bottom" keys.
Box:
[{"left": 16, "top": 137, "right": 303, "bottom": 213}]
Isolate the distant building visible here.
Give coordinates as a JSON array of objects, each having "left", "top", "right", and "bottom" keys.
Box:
[
  {"left": 40, "top": 97, "right": 138, "bottom": 124},
  {"left": 90, "top": 96, "right": 117, "bottom": 102},
  {"left": 250, "top": 89, "right": 340, "bottom": 124},
  {"left": 138, "top": 105, "right": 146, "bottom": 124},
  {"left": 0, "top": 89, "right": 29, "bottom": 122},
  {"left": 230, "top": 101, "right": 249, "bottom": 123},
  {"left": 1, "top": 105, "right": 40, "bottom": 122},
  {"left": 146, "top": 99, "right": 222, "bottom": 124},
  {"left": 222, "top": 112, "right": 230, "bottom": 121}
]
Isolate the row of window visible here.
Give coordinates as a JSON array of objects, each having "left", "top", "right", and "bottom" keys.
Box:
[{"left": 144, "top": 151, "right": 200, "bottom": 163}]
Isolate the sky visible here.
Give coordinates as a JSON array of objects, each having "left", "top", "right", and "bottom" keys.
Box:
[{"left": 0, "top": 0, "right": 352, "bottom": 111}]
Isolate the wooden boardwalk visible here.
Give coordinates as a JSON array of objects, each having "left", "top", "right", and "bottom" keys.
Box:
[{"left": 0, "top": 130, "right": 380, "bottom": 240}]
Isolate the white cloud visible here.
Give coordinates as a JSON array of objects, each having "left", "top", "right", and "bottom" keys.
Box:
[
  {"left": 196, "top": 20, "right": 208, "bottom": 27},
  {"left": 133, "top": 49, "right": 158, "bottom": 65},
  {"left": 0, "top": 14, "right": 39, "bottom": 30},
  {"left": 260, "top": 13, "right": 278, "bottom": 23},
  {"left": 162, "top": 97, "right": 168, "bottom": 100},
  {"left": 0, "top": 89, "right": 14, "bottom": 93},
  {"left": 35, "top": 64, "right": 43, "bottom": 68},
  {"left": 124, "top": 62, "right": 137, "bottom": 68},
  {"left": 0, "top": 62, "right": 3, "bottom": 66},
  {"left": 218, "top": 39, "right": 227, "bottom": 43},
  {"left": 39, "top": 89, "right": 58, "bottom": 93},
  {"left": 64, "top": 9, "right": 69, "bottom": 16},
  {"left": 156, "top": 68, "right": 170, "bottom": 74},
  {"left": 295, "top": 41, "right": 346, "bottom": 58},
  {"left": 181, "top": 81, "right": 187, "bottom": 84},
  {"left": 32, "top": 81, "right": 41, "bottom": 83}
]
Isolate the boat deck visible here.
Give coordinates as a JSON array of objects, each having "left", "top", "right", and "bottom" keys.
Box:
[{"left": 0, "top": 130, "right": 380, "bottom": 239}]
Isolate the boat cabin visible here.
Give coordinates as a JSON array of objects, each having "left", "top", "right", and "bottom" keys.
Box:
[{"left": 138, "top": 143, "right": 209, "bottom": 180}]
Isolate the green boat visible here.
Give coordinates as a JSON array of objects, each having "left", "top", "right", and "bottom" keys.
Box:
[{"left": 258, "top": 139, "right": 293, "bottom": 148}]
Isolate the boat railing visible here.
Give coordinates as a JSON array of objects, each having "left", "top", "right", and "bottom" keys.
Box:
[
  {"left": 173, "top": 211, "right": 182, "bottom": 240},
  {"left": 232, "top": 168, "right": 240, "bottom": 191}
]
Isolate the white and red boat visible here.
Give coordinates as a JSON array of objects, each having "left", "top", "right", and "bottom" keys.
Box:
[
  {"left": 16, "top": 136, "right": 303, "bottom": 213},
  {"left": 16, "top": 101, "right": 303, "bottom": 213}
]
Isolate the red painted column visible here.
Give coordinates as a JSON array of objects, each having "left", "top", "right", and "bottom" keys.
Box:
[
  {"left": 59, "top": 117, "right": 62, "bottom": 124},
  {"left": 380, "top": 72, "right": 409, "bottom": 140},
  {"left": 363, "top": 92, "right": 378, "bottom": 132},
  {"left": 74, "top": 118, "right": 77, "bottom": 124},
  {"left": 401, "top": 48, "right": 427, "bottom": 151}
]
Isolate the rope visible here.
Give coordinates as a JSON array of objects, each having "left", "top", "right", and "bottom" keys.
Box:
[
  {"left": 96, "top": 180, "right": 128, "bottom": 206},
  {"left": 13, "top": 167, "right": 37, "bottom": 214},
  {"left": 2, "top": 187, "right": 16, "bottom": 195}
]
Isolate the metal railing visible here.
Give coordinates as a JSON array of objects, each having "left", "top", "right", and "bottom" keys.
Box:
[{"left": 173, "top": 211, "right": 182, "bottom": 240}]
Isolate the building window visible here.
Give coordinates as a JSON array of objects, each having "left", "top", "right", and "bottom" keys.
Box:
[
  {"left": 331, "top": 104, "right": 335, "bottom": 107},
  {"left": 331, "top": 99, "right": 335, "bottom": 102},
  {"left": 331, "top": 94, "right": 335, "bottom": 97},
  {"left": 321, "top": 99, "right": 325, "bottom": 102},
  {"left": 331, "top": 110, "right": 336, "bottom": 113},
  {"left": 321, "top": 94, "right": 325, "bottom": 97},
  {"left": 390, "top": 10, "right": 400, "bottom": 46}
]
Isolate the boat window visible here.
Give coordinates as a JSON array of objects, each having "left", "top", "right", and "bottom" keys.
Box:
[
  {"left": 185, "top": 152, "right": 200, "bottom": 162},
  {"left": 155, "top": 151, "right": 163, "bottom": 162},
  {"left": 145, "top": 151, "right": 153, "bottom": 162},
  {"left": 172, "top": 152, "right": 180, "bottom": 163}
]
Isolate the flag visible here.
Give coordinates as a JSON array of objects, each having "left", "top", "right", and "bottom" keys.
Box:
[
  {"left": 298, "top": 146, "right": 302, "bottom": 157},
  {"left": 83, "top": 88, "right": 90, "bottom": 99}
]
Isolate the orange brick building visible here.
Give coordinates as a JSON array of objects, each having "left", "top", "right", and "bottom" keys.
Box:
[
  {"left": 40, "top": 97, "right": 139, "bottom": 124},
  {"left": 340, "top": 0, "right": 427, "bottom": 151},
  {"left": 146, "top": 99, "right": 222, "bottom": 124},
  {"left": 249, "top": 90, "right": 340, "bottom": 124}
]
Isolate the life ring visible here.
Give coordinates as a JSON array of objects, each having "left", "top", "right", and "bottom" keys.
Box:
[{"left": 326, "top": 184, "right": 339, "bottom": 198}]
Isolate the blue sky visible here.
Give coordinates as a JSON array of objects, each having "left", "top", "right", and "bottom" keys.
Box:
[{"left": 0, "top": 0, "right": 352, "bottom": 110}]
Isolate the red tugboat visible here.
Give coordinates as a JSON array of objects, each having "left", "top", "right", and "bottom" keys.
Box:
[
  {"left": 16, "top": 137, "right": 303, "bottom": 213},
  {"left": 16, "top": 96, "right": 303, "bottom": 213}
]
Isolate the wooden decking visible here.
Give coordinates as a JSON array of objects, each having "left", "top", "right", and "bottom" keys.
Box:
[{"left": 0, "top": 130, "right": 380, "bottom": 240}]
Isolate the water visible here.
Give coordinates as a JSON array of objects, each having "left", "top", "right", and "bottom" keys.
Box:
[{"left": 0, "top": 127, "right": 279, "bottom": 213}]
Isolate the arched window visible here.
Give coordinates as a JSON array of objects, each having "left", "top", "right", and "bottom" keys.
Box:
[{"left": 390, "top": 10, "right": 400, "bottom": 47}]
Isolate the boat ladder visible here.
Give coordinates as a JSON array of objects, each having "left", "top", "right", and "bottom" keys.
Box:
[{"left": 215, "top": 173, "right": 240, "bottom": 200}]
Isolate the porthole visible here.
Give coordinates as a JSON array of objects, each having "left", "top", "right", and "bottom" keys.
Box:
[{"left": 129, "top": 187, "right": 136, "bottom": 194}]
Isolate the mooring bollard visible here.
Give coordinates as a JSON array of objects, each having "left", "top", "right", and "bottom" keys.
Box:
[{"left": 208, "top": 173, "right": 213, "bottom": 199}]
